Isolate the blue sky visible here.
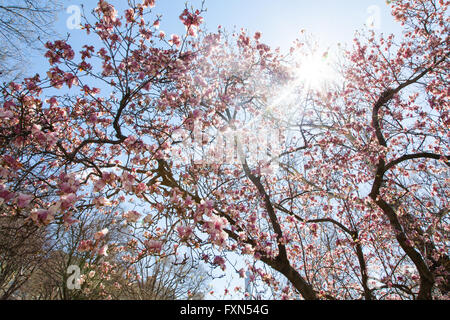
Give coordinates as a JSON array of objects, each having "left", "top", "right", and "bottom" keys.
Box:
[
  {"left": 58, "top": 0, "right": 403, "bottom": 47},
  {"left": 27, "top": 0, "right": 404, "bottom": 78},
  {"left": 30, "top": 0, "right": 406, "bottom": 300}
]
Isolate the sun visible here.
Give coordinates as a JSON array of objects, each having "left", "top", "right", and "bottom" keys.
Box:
[
  {"left": 257, "top": 46, "right": 341, "bottom": 129},
  {"left": 293, "top": 50, "right": 338, "bottom": 90}
]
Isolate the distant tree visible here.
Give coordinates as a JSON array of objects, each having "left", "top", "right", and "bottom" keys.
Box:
[
  {"left": 0, "top": 0, "right": 62, "bottom": 80},
  {"left": 0, "top": 211, "right": 49, "bottom": 300},
  {"left": 116, "top": 256, "right": 209, "bottom": 300},
  {"left": 14, "top": 205, "right": 209, "bottom": 300}
]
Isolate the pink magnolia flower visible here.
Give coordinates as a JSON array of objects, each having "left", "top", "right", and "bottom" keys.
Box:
[
  {"left": 60, "top": 193, "right": 77, "bottom": 210},
  {"left": 58, "top": 173, "right": 80, "bottom": 194},
  {"left": 95, "top": 0, "right": 118, "bottom": 24},
  {"left": 145, "top": 240, "right": 162, "bottom": 253},
  {"left": 179, "top": 9, "right": 203, "bottom": 28},
  {"left": 0, "top": 109, "right": 13, "bottom": 119},
  {"left": 142, "top": 0, "right": 155, "bottom": 8},
  {"left": 143, "top": 214, "right": 153, "bottom": 224},
  {"left": 63, "top": 214, "right": 79, "bottom": 228},
  {"left": 45, "top": 131, "right": 59, "bottom": 147},
  {"left": 120, "top": 171, "right": 135, "bottom": 192},
  {"left": 213, "top": 256, "right": 226, "bottom": 271},
  {"left": 94, "top": 178, "right": 106, "bottom": 192},
  {"left": 177, "top": 225, "right": 193, "bottom": 239},
  {"left": 78, "top": 240, "right": 94, "bottom": 252},
  {"left": 98, "top": 245, "right": 108, "bottom": 256},
  {"left": 93, "top": 196, "right": 111, "bottom": 208},
  {"left": 168, "top": 34, "right": 181, "bottom": 48},
  {"left": 64, "top": 72, "right": 78, "bottom": 88},
  {"left": 135, "top": 182, "right": 147, "bottom": 194},
  {"left": 125, "top": 8, "right": 135, "bottom": 23},
  {"left": 184, "top": 195, "right": 193, "bottom": 206},
  {"left": 3, "top": 100, "right": 15, "bottom": 109},
  {"left": 124, "top": 135, "right": 137, "bottom": 147},
  {"left": 30, "top": 209, "right": 54, "bottom": 225},
  {"left": 0, "top": 185, "right": 14, "bottom": 203},
  {"left": 309, "top": 223, "right": 319, "bottom": 236},
  {"left": 187, "top": 26, "right": 198, "bottom": 38},
  {"left": 124, "top": 210, "right": 141, "bottom": 223},
  {"left": 31, "top": 124, "right": 47, "bottom": 145},
  {"left": 192, "top": 109, "right": 202, "bottom": 119},
  {"left": 170, "top": 191, "right": 180, "bottom": 204},
  {"left": 94, "top": 228, "right": 109, "bottom": 240},
  {"left": 204, "top": 214, "right": 228, "bottom": 247},
  {"left": 16, "top": 193, "right": 33, "bottom": 208},
  {"left": 242, "top": 244, "right": 255, "bottom": 255}
]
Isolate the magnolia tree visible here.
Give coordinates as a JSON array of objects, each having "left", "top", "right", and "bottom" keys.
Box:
[{"left": 0, "top": 0, "right": 448, "bottom": 300}]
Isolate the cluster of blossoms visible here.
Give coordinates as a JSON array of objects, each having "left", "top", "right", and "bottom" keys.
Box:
[
  {"left": 203, "top": 214, "right": 228, "bottom": 248},
  {"left": 179, "top": 8, "right": 203, "bottom": 37}
]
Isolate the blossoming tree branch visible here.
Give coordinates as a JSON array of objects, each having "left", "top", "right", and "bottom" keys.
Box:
[{"left": 0, "top": 0, "right": 448, "bottom": 300}]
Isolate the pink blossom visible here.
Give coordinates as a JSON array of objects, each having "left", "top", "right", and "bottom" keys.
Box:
[
  {"left": 98, "top": 244, "right": 108, "bottom": 256},
  {"left": 204, "top": 214, "right": 228, "bottom": 247},
  {"left": 125, "top": 8, "right": 135, "bottom": 23},
  {"left": 192, "top": 109, "right": 202, "bottom": 119},
  {"left": 187, "top": 26, "right": 198, "bottom": 38},
  {"left": 45, "top": 132, "right": 59, "bottom": 147},
  {"left": 0, "top": 187, "right": 15, "bottom": 203},
  {"left": 93, "top": 196, "right": 111, "bottom": 207},
  {"left": 60, "top": 193, "right": 77, "bottom": 210},
  {"left": 94, "top": 228, "right": 109, "bottom": 240},
  {"left": 94, "top": 178, "right": 106, "bottom": 192},
  {"left": 143, "top": 214, "right": 153, "bottom": 224},
  {"left": 135, "top": 182, "right": 147, "bottom": 194},
  {"left": 142, "top": 0, "right": 156, "bottom": 8},
  {"left": 64, "top": 72, "right": 78, "bottom": 88},
  {"left": 0, "top": 109, "right": 13, "bottom": 119},
  {"left": 168, "top": 34, "right": 181, "bottom": 48},
  {"left": 179, "top": 9, "right": 203, "bottom": 28},
  {"left": 124, "top": 210, "right": 141, "bottom": 223},
  {"left": 16, "top": 193, "right": 32, "bottom": 208},
  {"left": 124, "top": 135, "right": 137, "bottom": 147},
  {"left": 170, "top": 191, "right": 179, "bottom": 204},
  {"left": 95, "top": 0, "right": 118, "bottom": 24},
  {"left": 213, "top": 256, "right": 226, "bottom": 271},
  {"left": 177, "top": 225, "right": 193, "bottom": 239},
  {"left": 78, "top": 240, "right": 94, "bottom": 252},
  {"left": 242, "top": 244, "right": 255, "bottom": 255},
  {"left": 30, "top": 209, "right": 54, "bottom": 225},
  {"left": 184, "top": 195, "right": 193, "bottom": 206},
  {"left": 120, "top": 171, "right": 135, "bottom": 192},
  {"left": 63, "top": 214, "right": 79, "bottom": 228},
  {"left": 58, "top": 173, "right": 80, "bottom": 194},
  {"left": 145, "top": 240, "right": 162, "bottom": 253}
]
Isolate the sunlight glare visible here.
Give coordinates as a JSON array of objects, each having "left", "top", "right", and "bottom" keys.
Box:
[{"left": 293, "top": 50, "right": 338, "bottom": 90}]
